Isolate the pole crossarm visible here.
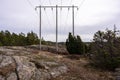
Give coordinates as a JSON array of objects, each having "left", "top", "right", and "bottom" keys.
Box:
[{"left": 36, "top": 5, "right": 78, "bottom": 9}]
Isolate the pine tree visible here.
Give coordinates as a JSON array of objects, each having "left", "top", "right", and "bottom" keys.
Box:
[
  {"left": 90, "top": 28, "right": 120, "bottom": 70},
  {"left": 66, "top": 32, "right": 85, "bottom": 54}
]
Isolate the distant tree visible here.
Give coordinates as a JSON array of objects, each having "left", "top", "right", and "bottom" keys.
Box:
[
  {"left": 41, "top": 37, "right": 46, "bottom": 45},
  {"left": 0, "top": 31, "right": 4, "bottom": 46},
  {"left": 4, "top": 30, "right": 12, "bottom": 46},
  {"left": 18, "top": 33, "right": 27, "bottom": 46},
  {"left": 26, "top": 31, "right": 39, "bottom": 45},
  {"left": 66, "top": 32, "right": 85, "bottom": 54},
  {"left": 11, "top": 33, "right": 19, "bottom": 46}
]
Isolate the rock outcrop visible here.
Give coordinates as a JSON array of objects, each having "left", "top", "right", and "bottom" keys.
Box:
[
  {"left": 0, "top": 46, "right": 68, "bottom": 80},
  {"left": 27, "top": 45, "right": 68, "bottom": 54}
]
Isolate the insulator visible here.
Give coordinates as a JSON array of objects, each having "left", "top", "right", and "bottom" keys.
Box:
[
  {"left": 68, "top": 8, "right": 70, "bottom": 10},
  {"left": 35, "top": 8, "right": 37, "bottom": 11},
  {"left": 61, "top": 8, "right": 62, "bottom": 10},
  {"left": 51, "top": 8, "right": 53, "bottom": 10},
  {"left": 44, "top": 8, "right": 46, "bottom": 10}
]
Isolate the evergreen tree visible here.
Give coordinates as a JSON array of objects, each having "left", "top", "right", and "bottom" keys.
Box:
[
  {"left": 26, "top": 31, "right": 39, "bottom": 45},
  {"left": 0, "top": 31, "right": 4, "bottom": 46},
  {"left": 90, "top": 28, "right": 120, "bottom": 70},
  {"left": 4, "top": 30, "right": 12, "bottom": 46},
  {"left": 66, "top": 32, "right": 85, "bottom": 54},
  {"left": 18, "top": 33, "right": 27, "bottom": 46},
  {"left": 11, "top": 33, "right": 19, "bottom": 46}
]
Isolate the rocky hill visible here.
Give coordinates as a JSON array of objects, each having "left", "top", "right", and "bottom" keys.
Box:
[{"left": 0, "top": 46, "right": 115, "bottom": 80}]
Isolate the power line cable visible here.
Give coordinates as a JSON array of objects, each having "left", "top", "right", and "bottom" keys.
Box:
[
  {"left": 41, "top": 0, "right": 45, "bottom": 5},
  {"left": 26, "top": 0, "right": 38, "bottom": 15},
  {"left": 48, "top": 0, "right": 54, "bottom": 28},
  {"left": 61, "top": 0, "right": 62, "bottom": 5},
  {"left": 49, "top": 0, "right": 52, "bottom": 5},
  {"left": 74, "top": 0, "right": 85, "bottom": 35},
  {"left": 26, "top": 0, "right": 34, "bottom": 8},
  {"left": 38, "top": 0, "right": 42, "bottom": 5},
  {"left": 44, "top": 10, "right": 52, "bottom": 28},
  {"left": 69, "top": 0, "right": 73, "bottom": 5},
  {"left": 64, "top": 8, "right": 70, "bottom": 27},
  {"left": 75, "top": 0, "right": 85, "bottom": 18},
  {"left": 64, "top": 0, "right": 73, "bottom": 32},
  {"left": 78, "top": 0, "right": 85, "bottom": 9}
]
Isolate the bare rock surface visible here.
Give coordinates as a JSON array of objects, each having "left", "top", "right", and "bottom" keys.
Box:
[
  {"left": 0, "top": 46, "right": 115, "bottom": 80},
  {"left": 27, "top": 45, "right": 68, "bottom": 54},
  {"left": 0, "top": 46, "right": 68, "bottom": 80}
]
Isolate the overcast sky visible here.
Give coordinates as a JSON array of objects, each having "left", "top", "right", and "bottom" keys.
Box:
[{"left": 0, "top": 0, "right": 120, "bottom": 42}]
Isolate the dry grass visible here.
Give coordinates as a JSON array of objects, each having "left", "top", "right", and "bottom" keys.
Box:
[{"left": 48, "top": 54, "right": 115, "bottom": 80}]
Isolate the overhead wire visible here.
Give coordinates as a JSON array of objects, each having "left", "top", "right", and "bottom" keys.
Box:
[
  {"left": 63, "top": 0, "right": 73, "bottom": 38},
  {"left": 48, "top": 0, "right": 54, "bottom": 28},
  {"left": 64, "top": 10, "right": 70, "bottom": 26},
  {"left": 41, "top": 0, "right": 45, "bottom": 5},
  {"left": 75, "top": 0, "right": 85, "bottom": 18},
  {"left": 38, "top": 0, "right": 41, "bottom": 4},
  {"left": 69, "top": 0, "right": 73, "bottom": 5},
  {"left": 61, "top": 0, "right": 62, "bottom": 5},
  {"left": 78, "top": 0, "right": 85, "bottom": 8},
  {"left": 64, "top": 0, "right": 72, "bottom": 28},
  {"left": 74, "top": 0, "right": 85, "bottom": 35},
  {"left": 49, "top": 0, "right": 52, "bottom": 5},
  {"left": 24, "top": 0, "right": 40, "bottom": 35},
  {"left": 44, "top": 10, "right": 52, "bottom": 29},
  {"left": 26, "top": 0, "right": 38, "bottom": 15},
  {"left": 42, "top": 9, "right": 53, "bottom": 41}
]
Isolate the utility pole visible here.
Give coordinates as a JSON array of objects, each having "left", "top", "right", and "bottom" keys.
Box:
[
  {"left": 39, "top": 6, "right": 42, "bottom": 50},
  {"left": 72, "top": 5, "right": 75, "bottom": 36},
  {"left": 56, "top": 5, "right": 58, "bottom": 51},
  {"left": 35, "top": 5, "right": 78, "bottom": 51}
]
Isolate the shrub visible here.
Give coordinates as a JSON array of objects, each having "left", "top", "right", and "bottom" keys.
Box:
[
  {"left": 66, "top": 32, "right": 85, "bottom": 55},
  {"left": 90, "top": 28, "right": 120, "bottom": 70}
]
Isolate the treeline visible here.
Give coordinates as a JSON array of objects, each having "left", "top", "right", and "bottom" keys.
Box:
[{"left": 0, "top": 30, "right": 43, "bottom": 46}]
